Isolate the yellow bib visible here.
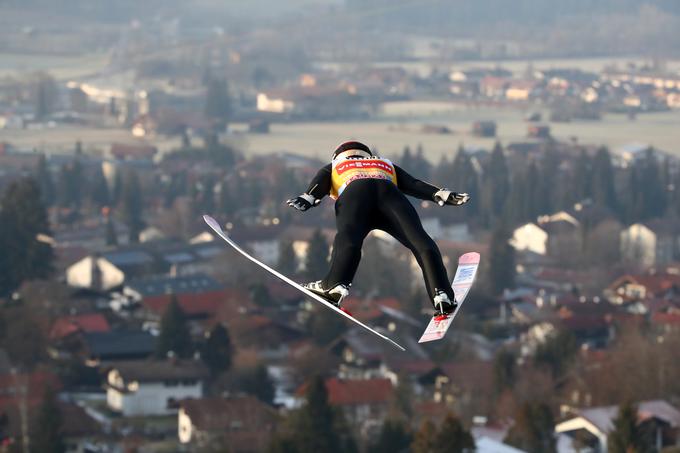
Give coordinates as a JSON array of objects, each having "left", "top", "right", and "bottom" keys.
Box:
[{"left": 330, "top": 157, "right": 398, "bottom": 199}]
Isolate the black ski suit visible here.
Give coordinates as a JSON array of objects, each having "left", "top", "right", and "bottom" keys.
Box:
[{"left": 306, "top": 160, "right": 456, "bottom": 302}]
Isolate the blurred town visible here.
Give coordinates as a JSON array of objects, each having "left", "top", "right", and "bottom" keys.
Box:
[{"left": 2, "top": 1, "right": 680, "bottom": 452}]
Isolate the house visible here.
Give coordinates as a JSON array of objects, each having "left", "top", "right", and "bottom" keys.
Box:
[
  {"left": 124, "top": 273, "right": 226, "bottom": 320},
  {"left": 510, "top": 223, "right": 548, "bottom": 255},
  {"left": 230, "top": 225, "right": 283, "bottom": 265},
  {"left": 81, "top": 330, "right": 156, "bottom": 363},
  {"left": 605, "top": 273, "right": 680, "bottom": 304},
  {"left": 256, "top": 92, "right": 295, "bottom": 114},
  {"left": 106, "top": 359, "right": 208, "bottom": 416},
  {"left": 50, "top": 313, "right": 111, "bottom": 341},
  {"left": 329, "top": 327, "right": 428, "bottom": 380},
  {"left": 60, "top": 402, "right": 105, "bottom": 453},
  {"left": 297, "top": 378, "right": 394, "bottom": 438},
  {"left": 419, "top": 361, "right": 494, "bottom": 418},
  {"left": 555, "top": 400, "right": 680, "bottom": 452},
  {"left": 620, "top": 222, "right": 680, "bottom": 269},
  {"left": 505, "top": 80, "right": 538, "bottom": 101},
  {"left": 472, "top": 121, "right": 497, "bottom": 137},
  {"left": 231, "top": 314, "right": 306, "bottom": 359},
  {"left": 178, "top": 396, "right": 279, "bottom": 451},
  {"left": 479, "top": 77, "right": 509, "bottom": 99},
  {"left": 66, "top": 248, "right": 159, "bottom": 290},
  {"left": 527, "top": 124, "right": 551, "bottom": 139}
]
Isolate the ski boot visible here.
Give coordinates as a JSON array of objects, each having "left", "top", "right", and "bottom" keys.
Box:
[
  {"left": 303, "top": 280, "right": 350, "bottom": 308},
  {"left": 433, "top": 289, "right": 457, "bottom": 317}
]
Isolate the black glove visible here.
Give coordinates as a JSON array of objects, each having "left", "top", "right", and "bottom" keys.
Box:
[
  {"left": 286, "top": 193, "right": 320, "bottom": 212},
  {"left": 434, "top": 189, "right": 470, "bottom": 206}
]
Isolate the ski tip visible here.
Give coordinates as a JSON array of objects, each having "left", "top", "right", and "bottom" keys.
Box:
[{"left": 459, "top": 252, "right": 480, "bottom": 264}]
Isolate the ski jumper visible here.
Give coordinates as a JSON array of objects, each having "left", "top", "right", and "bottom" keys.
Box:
[{"left": 306, "top": 156, "right": 455, "bottom": 302}]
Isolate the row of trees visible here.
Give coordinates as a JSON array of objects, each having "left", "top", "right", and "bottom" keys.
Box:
[{"left": 398, "top": 142, "right": 679, "bottom": 230}]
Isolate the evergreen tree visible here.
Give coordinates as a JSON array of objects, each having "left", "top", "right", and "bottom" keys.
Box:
[
  {"left": 573, "top": 149, "right": 593, "bottom": 203},
  {"left": 432, "top": 155, "right": 452, "bottom": 187},
  {"left": 486, "top": 221, "right": 515, "bottom": 296},
  {"left": 400, "top": 146, "right": 414, "bottom": 170},
  {"left": 481, "top": 142, "right": 510, "bottom": 224},
  {"left": 204, "top": 77, "right": 232, "bottom": 129},
  {"left": 155, "top": 295, "right": 193, "bottom": 358},
  {"left": 30, "top": 387, "right": 65, "bottom": 453},
  {"left": 201, "top": 323, "right": 233, "bottom": 376},
  {"left": 504, "top": 402, "right": 556, "bottom": 453},
  {"left": 56, "top": 163, "right": 80, "bottom": 209},
  {"left": 537, "top": 147, "right": 561, "bottom": 215},
  {"left": 392, "top": 374, "right": 414, "bottom": 418},
  {"left": 636, "top": 148, "right": 666, "bottom": 220},
  {"left": 608, "top": 401, "right": 653, "bottom": 453},
  {"left": 450, "top": 145, "right": 479, "bottom": 216},
  {"left": 412, "top": 419, "right": 437, "bottom": 453},
  {"left": 305, "top": 229, "right": 329, "bottom": 280},
  {"left": 34, "top": 75, "right": 57, "bottom": 120},
  {"left": 105, "top": 215, "right": 118, "bottom": 246},
  {"left": 89, "top": 167, "right": 111, "bottom": 208},
  {"left": 493, "top": 348, "right": 516, "bottom": 394},
  {"left": 433, "top": 412, "right": 475, "bottom": 453},
  {"left": 370, "top": 418, "right": 413, "bottom": 453},
  {"left": 412, "top": 144, "right": 432, "bottom": 179},
  {"left": 34, "top": 154, "right": 54, "bottom": 206},
  {"left": 525, "top": 161, "right": 543, "bottom": 218},
  {"left": 249, "top": 283, "right": 271, "bottom": 307},
  {"left": 291, "top": 376, "right": 347, "bottom": 453},
  {"left": 590, "top": 147, "right": 618, "bottom": 213},
  {"left": 278, "top": 240, "right": 298, "bottom": 275},
  {"left": 120, "top": 168, "right": 144, "bottom": 243},
  {"left": 534, "top": 329, "right": 579, "bottom": 379},
  {"left": 234, "top": 364, "right": 276, "bottom": 405},
  {"left": 503, "top": 169, "right": 530, "bottom": 226},
  {"left": 0, "top": 178, "right": 54, "bottom": 296},
  {"left": 309, "top": 306, "right": 347, "bottom": 346},
  {"left": 266, "top": 436, "right": 299, "bottom": 453}
]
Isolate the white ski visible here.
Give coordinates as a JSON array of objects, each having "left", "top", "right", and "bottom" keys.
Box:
[
  {"left": 203, "top": 215, "right": 406, "bottom": 351},
  {"left": 418, "top": 252, "right": 480, "bottom": 343}
]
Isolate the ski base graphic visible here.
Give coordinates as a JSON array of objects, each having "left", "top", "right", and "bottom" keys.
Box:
[{"left": 419, "top": 252, "right": 480, "bottom": 343}]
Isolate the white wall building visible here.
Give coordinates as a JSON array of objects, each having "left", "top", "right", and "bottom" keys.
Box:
[
  {"left": 66, "top": 256, "right": 125, "bottom": 291},
  {"left": 106, "top": 360, "right": 208, "bottom": 417},
  {"left": 555, "top": 400, "right": 680, "bottom": 452},
  {"left": 257, "top": 92, "right": 295, "bottom": 113},
  {"left": 510, "top": 223, "right": 548, "bottom": 255},
  {"left": 620, "top": 223, "right": 657, "bottom": 269}
]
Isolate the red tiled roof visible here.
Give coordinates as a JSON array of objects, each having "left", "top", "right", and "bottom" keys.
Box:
[
  {"left": 143, "top": 290, "right": 226, "bottom": 316},
  {"left": 325, "top": 378, "right": 394, "bottom": 406},
  {"left": 50, "top": 313, "right": 110, "bottom": 340},
  {"left": 560, "top": 315, "right": 608, "bottom": 331},
  {"left": 651, "top": 312, "right": 680, "bottom": 325},
  {"left": 181, "top": 396, "right": 278, "bottom": 432},
  {"left": 297, "top": 378, "right": 394, "bottom": 406}
]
